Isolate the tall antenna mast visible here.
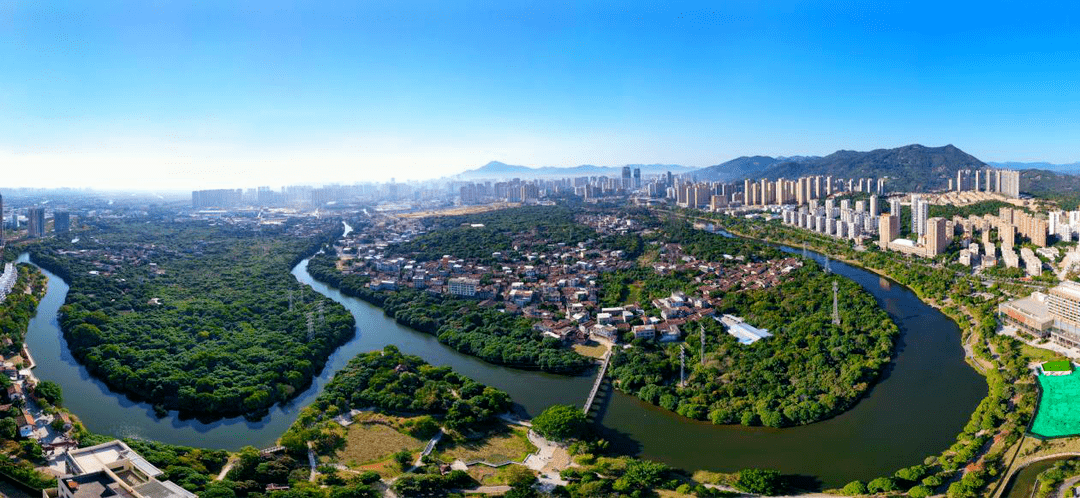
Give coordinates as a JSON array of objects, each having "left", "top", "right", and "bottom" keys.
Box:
[
  {"left": 699, "top": 324, "right": 706, "bottom": 366},
  {"left": 832, "top": 281, "right": 841, "bottom": 325},
  {"left": 679, "top": 345, "right": 686, "bottom": 388}
]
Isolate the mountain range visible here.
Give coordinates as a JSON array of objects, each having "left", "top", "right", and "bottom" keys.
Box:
[
  {"left": 689, "top": 144, "right": 987, "bottom": 191},
  {"left": 452, "top": 161, "right": 697, "bottom": 180},
  {"left": 454, "top": 145, "right": 1080, "bottom": 193}
]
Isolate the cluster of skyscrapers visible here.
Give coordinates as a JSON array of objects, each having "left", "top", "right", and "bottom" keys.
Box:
[
  {"left": 782, "top": 196, "right": 881, "bottom": 241},
  {"left": 743, "top": 176, "right": 884, "bottom": 207},
  {"left": 953, "top": 168, "right": 1021, "bottom": 197}
]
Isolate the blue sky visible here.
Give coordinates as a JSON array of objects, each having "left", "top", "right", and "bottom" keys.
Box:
[{"left": 3, "top": 1, "right": 1080, "bottom": 188}]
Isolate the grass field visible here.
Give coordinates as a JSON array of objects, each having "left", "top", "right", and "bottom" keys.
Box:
[
  {"left": 1043, "top": 360, "right": 1074, "bottom": 372},
  {"left": 434, "top": 424, "right": 536, "bottom": 466},
  {"left": 330, "top": 413, "right": 427, "bottom": 468},
  {"left": 1023, "top": 344, "right": 1065, "bottom": 363},
  {"left": 1031, "top": 373, "right": 1080, "bottom": 438},
  {"left": 572, "top": 341, "right": 609, "bottom": 360}
]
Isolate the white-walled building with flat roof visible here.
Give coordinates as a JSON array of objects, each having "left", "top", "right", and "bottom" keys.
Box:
[{"left": 719, "top": 314, "right": 772, "bottom": 345}]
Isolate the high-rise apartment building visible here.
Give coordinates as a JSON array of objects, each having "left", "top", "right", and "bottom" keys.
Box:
[
  {"left": 879, "top": 214, "right": 899, "bottom": 249},
  {"left": 27, "top": 207, "right": 45, "bottom": 238},
  {"left": 911, "top": 195, "right": 928, "bottom": 236},
  {"left": 54, "top": 211, "right": 70, "bottom": 233},
  {"left": 869, "top": 195, "right": 879, "bottom": 217},
  {"left": 926, "top": 217, "right": 948, "bottom": 256},
  {"left": 0, "top": 193, "right": 4, "bottom": 245}
]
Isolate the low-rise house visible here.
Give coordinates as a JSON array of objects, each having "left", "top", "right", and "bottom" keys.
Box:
[{"left": 632, "top": 324, "right": 656, "bottom": 340}]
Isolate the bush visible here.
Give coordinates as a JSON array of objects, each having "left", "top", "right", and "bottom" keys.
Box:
[
  {"left": 908, "top": 485, "right": 933, "bottom": 498},
  {"left": 735, "top": 469, "right": 783, "bottom": 495},
  {"left": 532, "top": 405, "right": 587, "bottom": 441},
  {"left": 842, "top": 481, "right": 868, "bottom": 496},
  {"left": 868, "top": 477, "right": 898, "bottom": 493}
]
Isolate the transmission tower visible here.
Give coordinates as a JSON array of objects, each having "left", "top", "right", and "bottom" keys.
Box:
[
  {"left": 306, "top": 311, "right": 315, "bottom": 340},
  {"left": 832, "top": 281, "right": 841, "bottom": 326},
  {"left": 317, "top": 301, "right": 326, "bottom": 328},
  {"left": 679, "top": 345, "right": 686, "bottom": 387},
  {"left": 288, "top": 290, "right": 294, "bottom": 312},
  {"left": 824, "top": 254, "right": 832, "bottom": 274},
  {"left": 699, "top": 324, "right": 706, "bottom": 365},
  {"left": 802, "top": 242, "right": 808, "bottom": 259}
]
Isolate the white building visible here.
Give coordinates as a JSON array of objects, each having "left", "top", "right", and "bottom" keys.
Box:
[
  {"left": 57, "top": 440, "right": 196, "bottom": 498},
  {"left": 448, "top": 277, "right": 479, "bottom": 297},
  {"left": 719, "top": 314, "right": 772, "bottom": 345}
]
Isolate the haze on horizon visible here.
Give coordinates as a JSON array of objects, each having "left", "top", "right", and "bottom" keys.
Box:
[{"left": 4, "top": 1, "right": 1080, "bottom": 190}]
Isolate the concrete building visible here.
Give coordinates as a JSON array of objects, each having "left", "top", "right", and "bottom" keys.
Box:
[
  {"left": 54, "top": 211, "right": 71, "bottom": 234},
  {"left": 57, "top": 440, "right": 196, "bottom": 498},
  {"left": 926, "top": 217, "right": 948, "bottom": 256},
  {"left": 27, "top": 207, "right": 45, "bottom": 238},
  {"left": 879, "top": 214, "right": 899, "bottom": 249},
  {"left": 448, "top": 277, "right": 479, "bottom": 297},
  {"left": 719, "top": 314, "right": 772, "bottom": 345}
]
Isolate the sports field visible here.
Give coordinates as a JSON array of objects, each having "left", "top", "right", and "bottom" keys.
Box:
[{"left": 1031, "top": 373, "right": 1080, "bottom": 438}]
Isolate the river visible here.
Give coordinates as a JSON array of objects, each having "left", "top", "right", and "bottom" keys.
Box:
[{"left": 15, "top": 225, "right": 986, "bottom": 488}]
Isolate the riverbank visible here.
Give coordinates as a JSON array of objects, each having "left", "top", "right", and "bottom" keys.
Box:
[
  {"left": 17, "top": 232, "right": 988, "bottom": 488},
  {"left": 697, "top": 214, "right": 1044, "bottom": 496}
]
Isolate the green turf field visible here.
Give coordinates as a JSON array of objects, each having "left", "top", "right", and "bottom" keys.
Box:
[
  {"left": 1031, "top": 372, "right": 1080, "bottom": 438},
  {"left": 1042, "top": 360, "right": 1074, "bottom": 372}
]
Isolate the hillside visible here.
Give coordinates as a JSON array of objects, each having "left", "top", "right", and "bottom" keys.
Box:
[
  {"left": 688, "top": 156, "right": 785, "bottom": 182},
  {"left": 751, "top": 144, "right": 986, "bottom": 192},
  {"left": 453, "top": 161, "right": 696, "bottom": 180},
  {"left": 1022, "top": 169, "right": 1080, "bottom": 210}
]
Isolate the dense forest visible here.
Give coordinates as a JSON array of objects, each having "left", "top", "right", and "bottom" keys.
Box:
[
  {"left": 301, "top": 345, "right": 510, "bottom": 434},
  {"left": 28, "top": 219, "right": 355, "bottom": 418},
  {"left": 609, "top": 265, "right": 898, "bottom": 427},
  {"left": 306, "top": 255, "right": 590, "bottom": 372}
]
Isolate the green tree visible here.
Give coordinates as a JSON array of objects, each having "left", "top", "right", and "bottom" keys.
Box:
[
  {"left": 35, "top": 381, "right": 63, "bottom": 406},
  {"left": 908, "top": 485, "right": 933, "bottom": 498},
  {"left": 532, "top": 405, "right": 587, "bottom": 441},
  {"left": 393, "top": 450, "right": 413, "bottom": 471},
  {"left": 841, "top": 481, "right": 867, "bottom": 496},
  {"left": 867, "top": 477, "right": 898, "bottom": 493},
  {"left": 735, "top": 469, "right": 783, "bottom": 495}
]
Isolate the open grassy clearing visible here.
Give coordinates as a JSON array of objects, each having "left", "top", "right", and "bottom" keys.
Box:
[
  {"left": 572, "top": 341, "right": 609, "bottom": 360},
  {"left": 434, "top": 424, "right": 536, "bottom": 465},
  {"left": 327, "top": 412, "right": 427, "bottom": 467},
  {"left": 1023, "top": 343, "right": 1067, "bottom": 363}
]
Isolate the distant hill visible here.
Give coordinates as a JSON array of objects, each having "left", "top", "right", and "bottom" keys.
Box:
[
  {"left": 1021, "top": 169, "right": 1080, "bottom": 210},
  {"left": 453, "top": 161, "right": 696, "bottom": 180},
  {"left": 745, "top": 144, "right": 986, "bottom": 192},
  {"left": 990, "top": 161, "right": 1080, "bottom": 175},
  {"left": 689, "top": 156, "right": 785, "bottom": 182}
]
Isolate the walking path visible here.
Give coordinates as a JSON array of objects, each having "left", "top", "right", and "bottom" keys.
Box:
[
  {"left": 582, "top": 348, "right": 612, "bottom": 414},
  {"left": 995, "top": 453, "right": 1080, "bottom": 498},
  {"left": 1057, "top": 476, "right": 1080, "bottom": 498},
  {"left": 306, "top": 442, "right": 318, "bottom": 482}
]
